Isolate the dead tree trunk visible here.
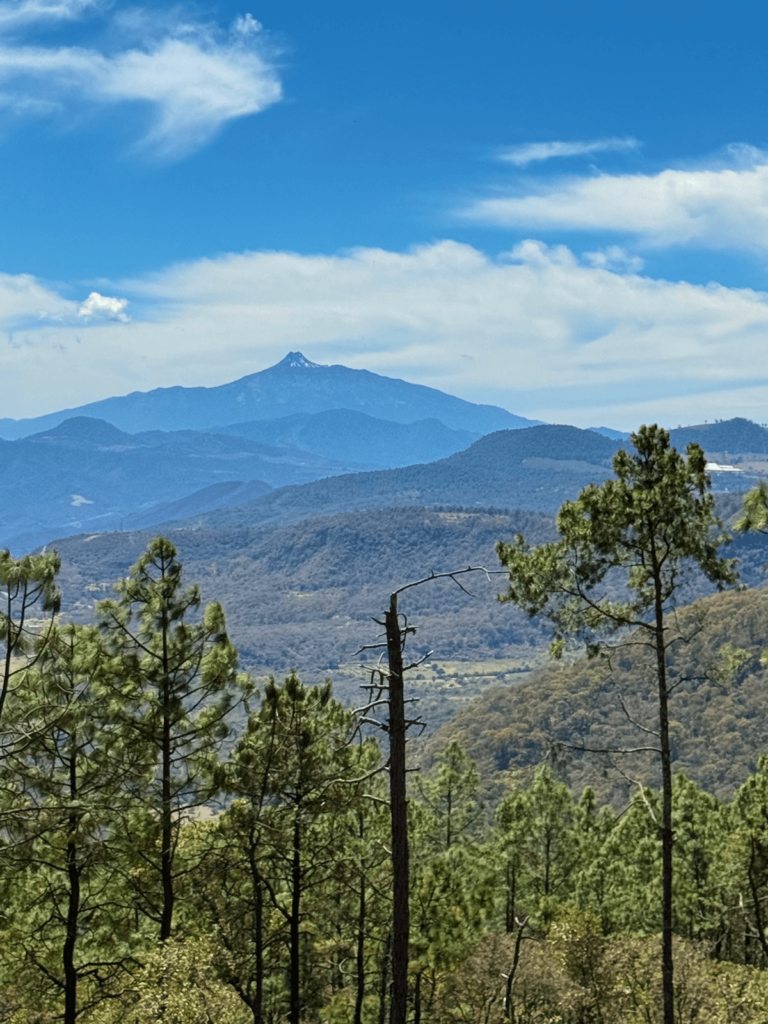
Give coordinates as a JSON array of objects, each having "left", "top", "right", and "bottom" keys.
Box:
[
  {"left": 385, "top": 593, "right": 409, "bottom": 1024},
  {"left": 358, "top": 567, "right": 499, "bottom": 1024}
]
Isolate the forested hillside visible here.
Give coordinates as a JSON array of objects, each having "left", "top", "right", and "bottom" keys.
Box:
[
  {"left": 53, "top": 506, "right": 560, "bottom": 677},
  {"left": 0, "top": 415, "right": 352, "bottom": 552},
  {"left": 50, "top": 501, "right": 768, "bottom": 676},
  {"left": 670, "top": 417, "right": 768, "bottom": 455},
  {"left": 426, "top": 587, "right": 768, "bottom": 805},
  {"left": 166, "top": 425, "right": 621, "bottom": 532},
  {"left": 10, "top": 425, "right": 768, "bottom": 1023},
  {"left": 5, "top": 538, "right": 768, "bottom": 1023},
  {"left": 8, "top": 414, "right": 768, "bottom": 555}
]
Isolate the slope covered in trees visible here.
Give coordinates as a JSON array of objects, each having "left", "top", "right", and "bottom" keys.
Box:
[
  {"left": 10, "top": 427, "right": 768, "bottom": 1021},
  {"left": 427, "top": 587, "right": 768, "bottom": 806},
  {"left": 52, "top": 506, "right": 560, "bottom": 677},
  {"left": 157, "top": 420, "right": 768, "bottom": 534},
  {"left": 163, "top": 425, "right": 621, "bottom": 531},
  {"left": 8, "top": 413, "right": 768, "bottom": 554},
  {"left": 669, "top": 417, "right": 768, "bottom": 455},
  {"left": 1, "top": 417, "right": 352, "bottom": 552},
  {"left": 50, "top": 499, "right": 768, "bottom": 674}
]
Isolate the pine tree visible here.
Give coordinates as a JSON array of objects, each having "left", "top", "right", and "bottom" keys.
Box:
[
  {"left": 495, "top": 766, "right": 578, "bottom": 931},
  {"left": 215, "top": 673, "right": 380, "bottom": 1024},
  {"left": 98, "top": 536, "right": 243, "bottom": 942},
  {"left": 497, "top": 424, "right": 738, "bottom": 1024},
  {"left": 0, "top": 548, "right": 60, "bottom": 729},
  {"left": 0, "top": 623, "right": 144, "bottom": 1023}
]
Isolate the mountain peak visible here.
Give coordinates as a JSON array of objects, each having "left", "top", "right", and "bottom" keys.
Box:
[
  {"left": 0, "top": 353, "right": 538, "bottom": 438},
  {"left": 275, "top": 352, "right": 323, "bottom": 369}
]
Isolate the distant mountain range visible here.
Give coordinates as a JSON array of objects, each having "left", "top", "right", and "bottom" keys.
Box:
[
  {"left": 0, "top": 354, "right": 543, "bottom": 551},
  {"left": 165, "top": 424, "right": 622, "bottom": 532},
  {"left": 0, "top": 352, "right": 538, "bottom": 439},
  {"left": 159, "top": 420, "right": 768, "bottom": 535},
  {"left": 3, "top": 352, "right": 768, "bottom": 554},
  {"left": 0, "top": 417, "right": 325, "bottom": 552}
]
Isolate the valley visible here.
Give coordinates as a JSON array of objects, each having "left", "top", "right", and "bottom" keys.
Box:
[{"left": 8, "top": 352, "right": 768, "bottom": 806}]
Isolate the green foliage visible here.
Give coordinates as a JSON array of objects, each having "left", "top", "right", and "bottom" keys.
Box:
[
  {"left": 496, "top": 766, "right": 578, "bottom": 930},
  {"left": 98, "top": 536, "right": 245, "bottom": 941},
  {"left": 0, "top": 623, "right": 147, "bottom": 1021},
  {"left": 497, "top": 424, "right": 737, "bottom": 649},
  {"left": 496, "top": 416, "right": 739, "bottom": 1024},
  {"left": 194, "top": 673, "right": 383, "bottom": 1023},
  {"left": 415, "top": 740, "right": 484, "bottom": 852},
  {"left": 91, "top": 937, "right": 245, "bottom": 1024},
  {"left": 0, "top": 548, "right": 61, "bottom": 724},
  {"left": 735, "top": 478, "right": 768, "bottom": 534}
]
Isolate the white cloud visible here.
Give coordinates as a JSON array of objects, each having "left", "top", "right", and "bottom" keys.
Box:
[
  {"left": 0, "top": 0, "right": 97, "bottom": 29},
  {"left": 232, "top": 14, "right": 262, "bottom": 38},
  {"left": 0, "top": 270, "right": 75, "bottom": 323},
  {"left": 466, "top": 151, "right": 768, "bottom": 254},
  {"left": 583, "top": 246, "right": 644, "bottom": 273},
  {"left": 0, "top": 6, "right": 282, "bottom": 157},
  {"left": 500, "top": 137, "right": 640, "bottom": 167},
  {"left": 78, "top": 291, "right": 129, "bottom": 321},
  {"left": 3, "top": 240, "right": 768, "bottom": 429}
]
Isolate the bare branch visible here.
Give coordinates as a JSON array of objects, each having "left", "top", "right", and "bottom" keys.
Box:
[{"left": 392, "top": 565, "right": 505, "bottom": 599}]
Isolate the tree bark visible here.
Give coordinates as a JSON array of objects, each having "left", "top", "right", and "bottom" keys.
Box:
[
  {"left": 160, "top": 599, "right": 174, "bottom": 944},
  {"left": 354, "top": 866, "right": 366, "bottom": 1024},
  {"left": 247, "top": 826, "right": 265, "bottom": 1024},
  {"left": 385, "top": 594, "right": 409, "bottom": 1024},
  {"left": 504, "top": 919, "right": 526, "bottom": 1023},
  {"left": 239, "top": 820, "right": 266, "bottom": 1024},
  {"left": 654, "top": 578, "right": 674, "bottom": 1024},
  {"left": 378, "top": 933, "right": 391, "bottom": 1024},
  {"left": 505, "top": 860, "right": 516, "bottom": 934},
  {"left": 289, "top": 810, "right": 302, "bottom": 1024},
  {"left": 63, "top": 743, "right": 80, "bottom": 1024},
  {"left": 160, "top": 674, "right": 174, "bottom": 942}
]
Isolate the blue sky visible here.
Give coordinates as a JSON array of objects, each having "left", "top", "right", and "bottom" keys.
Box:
[{"left": 2, "top": 0, "right": 768, "bottom": 429}]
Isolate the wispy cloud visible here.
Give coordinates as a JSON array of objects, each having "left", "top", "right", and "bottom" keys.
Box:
[
  {"left": 583, "top": 246, "right": 644, "bottom": 273},
  {"left": 500, "top": 137, "right": 640, "bottom": 167},
  {"left": 465, "top": 149, "right": 768, "bottom": 254},
  {"left": 0, "top": 270, "right": 75, "bottom": 324},
  {"left": 0, "top": 0, "right": 99, "bottom": 29},
  {"left": 0, "top": 4, "right": 283, "bottom": 158},
  {"left": 3, "top": 241, "right": 768, "bottom": 428}
]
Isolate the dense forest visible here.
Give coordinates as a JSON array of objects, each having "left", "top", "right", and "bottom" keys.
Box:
[
  {"left": 426, "top": 587, "right": 768, "bottom": 806},
  {"left": 6, "top": 431, "right": 768, "bottom": 1023}
]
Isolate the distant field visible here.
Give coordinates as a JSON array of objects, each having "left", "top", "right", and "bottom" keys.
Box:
[{"left": 320, "top": 652, "right": 559, "bottom": 739}]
